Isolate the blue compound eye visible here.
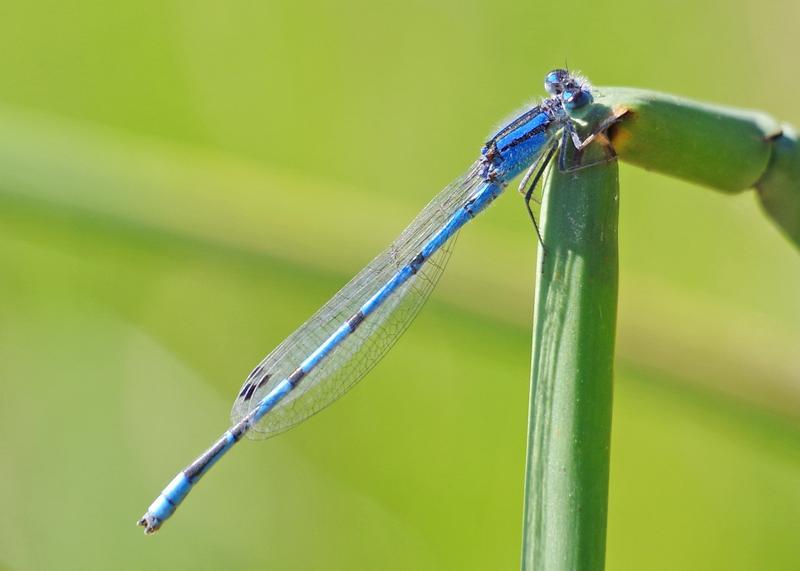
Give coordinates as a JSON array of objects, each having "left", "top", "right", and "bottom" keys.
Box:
[
  {"left": 563, "top": 88, "right": 592, "bottom": 110},
  {"left": 544, "top": 69, "right": 570, "bottom": 95}
]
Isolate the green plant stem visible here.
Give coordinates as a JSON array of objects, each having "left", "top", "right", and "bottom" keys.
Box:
[
  {"left": 601, "top": 87, "right": 780, "bottom": 192},
  {"left": 756, "top": 125, "right": 800, "bottom": 244},
  {"left": 597, "top": 87, "right": 800, "bottom": 248},
  {"left": 521, "top": 142, "right": 618, "bottom": 571}
]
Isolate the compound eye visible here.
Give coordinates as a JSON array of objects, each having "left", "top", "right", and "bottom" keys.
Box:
[
  {"left": 563, "top": 88, "right": 592, "bottom": 110},
  {"left": 544, "top": 69, "right": 570, "bottom": 95}
]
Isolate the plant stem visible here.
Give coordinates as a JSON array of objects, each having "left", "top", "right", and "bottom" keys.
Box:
[
  {"left": 597, "top": 87, "right": 800, "bottom": 249},
  {"left": 521, "top": 141, "right": 618, "bottom": 571},
  {"left": 601, "top": 87, "right": 780, "bottom": 193},
  {"left": 756, "top": 125, "right": 800, "bottom": 246}
]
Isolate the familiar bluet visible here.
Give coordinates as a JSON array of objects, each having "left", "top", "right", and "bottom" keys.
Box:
[{"left": 138, "top": 69, "right": 603, "bottom": 534}]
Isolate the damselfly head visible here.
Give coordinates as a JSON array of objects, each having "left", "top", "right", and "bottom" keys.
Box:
[
  {"left": 544, "top": 68, "right": 592, "bottom": 111},
  {"left": 544, "top": 69, "right": 571, "bottom": 96}
]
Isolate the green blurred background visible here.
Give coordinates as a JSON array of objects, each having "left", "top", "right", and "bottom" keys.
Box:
[{"left": 1, "top": 1, "right": 799, "bottom": 569}]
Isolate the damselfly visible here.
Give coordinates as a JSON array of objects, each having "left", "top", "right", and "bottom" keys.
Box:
[{"left": 138, "top": 68, "right": 613, "bottom": 534}]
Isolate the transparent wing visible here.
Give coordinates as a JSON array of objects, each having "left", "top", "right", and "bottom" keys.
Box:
[{"left": 231, "top": 162, "right": 484, "bottom": 439}]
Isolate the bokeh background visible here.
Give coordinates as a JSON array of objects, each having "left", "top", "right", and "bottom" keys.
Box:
[{"left": 2, "top": 1, "right": 799, "bottom": 570}]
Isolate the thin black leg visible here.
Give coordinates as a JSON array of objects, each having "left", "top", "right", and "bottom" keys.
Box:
[{"left": 523, "top": 143, "right": 558, "bottom": 249}]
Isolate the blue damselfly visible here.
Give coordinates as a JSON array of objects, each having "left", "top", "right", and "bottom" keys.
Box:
[{"left": 138, "top": 69, "right": 612, "bottom": 534}]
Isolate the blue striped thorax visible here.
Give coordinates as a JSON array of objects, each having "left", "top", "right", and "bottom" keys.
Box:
[{"left": 479, "top": 98, "right": 565, "bottom": 183}]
